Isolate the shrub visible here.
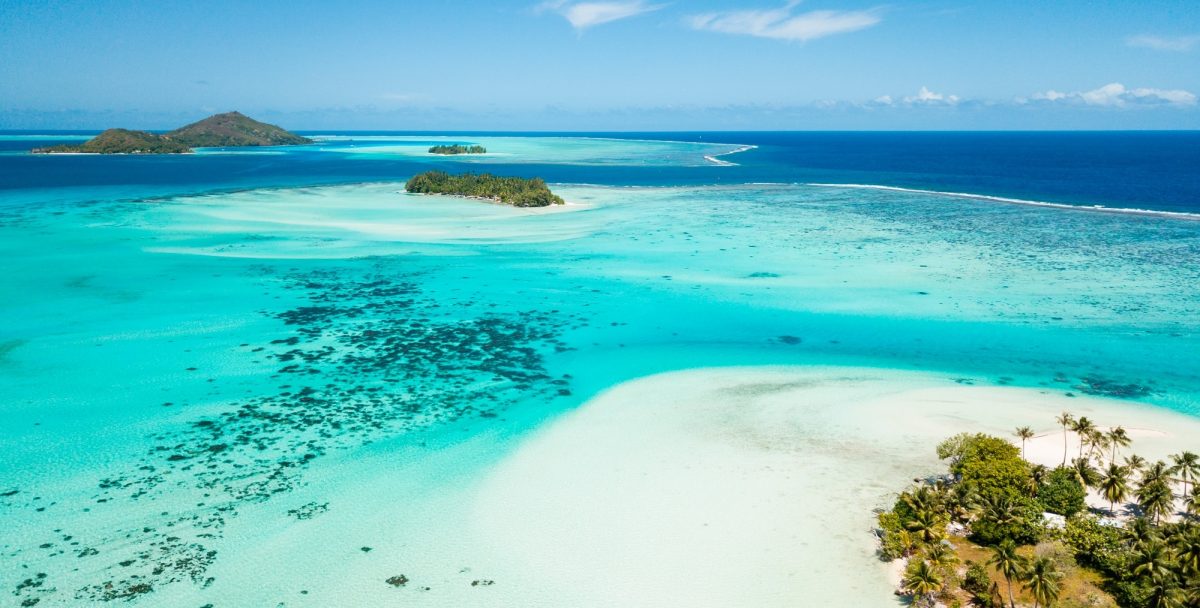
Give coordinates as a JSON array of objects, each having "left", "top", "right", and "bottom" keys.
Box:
[
  {"left": 1039, "top": 467, "right": 1088, "bottom": 518},
  {"left": 961, "top": 561, "right": 992, "bottom": 596},
  {"left": 1062, "top": 516, "right": 1129, "bottom": 575},
  {"left": 877, "top": 510, "right": 914, "bottom": 560},
  {"left": 943, "top": 434, "right": 1032, "bottom": 505},
  {"left": 970, "top": 497, "right": 1045, "bottom": 545}
]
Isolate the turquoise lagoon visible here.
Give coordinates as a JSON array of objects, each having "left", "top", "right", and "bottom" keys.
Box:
[{"left": 2, "top": 133, "right": 1200, "bottom": 605}]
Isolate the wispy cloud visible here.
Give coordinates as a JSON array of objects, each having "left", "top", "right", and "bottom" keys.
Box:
[
  {"left": 1025, "top": 82, "right": 1196, "bottom": 107},
  {"left": 1126, "top": 34, "right": 1200, "bottom": 52},
  {"left": 905, "top": 86, "right": 958, "bottom": 105},
  {"left": 538, "top": 1, "right": 664, "bottom": 30},
  {"left": 870, "top": 87, "right": 959, "bottom": 107},
  {"left": 688, "top": 1, "right": 880, "bottom": 42}
]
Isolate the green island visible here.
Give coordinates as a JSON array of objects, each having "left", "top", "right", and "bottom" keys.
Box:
[
  {"left": 428, "top": 144, "right": 486, "bottom": 155},
  {"left": 404, "top": 170, "right": 565, "bottom": 207},
  {"left": 881, "top": 414, "right": 1200, "bottom": 608},
  {"left": 33, "top": 111, "right": 311, "bottom": 154}
]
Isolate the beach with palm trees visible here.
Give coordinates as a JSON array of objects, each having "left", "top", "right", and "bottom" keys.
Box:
[
  {"left": 886, "top": 404, "right": 1200, "bottom": 607},
  {"left": 450, "top": 366, "right": 1200, "bottom": 607}
]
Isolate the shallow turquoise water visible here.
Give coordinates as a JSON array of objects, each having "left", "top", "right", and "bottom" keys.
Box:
[{"left": 2, "top": 135, "right": 1199, "bottom": 605}]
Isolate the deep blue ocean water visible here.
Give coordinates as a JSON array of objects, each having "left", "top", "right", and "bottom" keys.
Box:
[{"left": 4, "top": 131, "right": 1198, "bottom": 213}]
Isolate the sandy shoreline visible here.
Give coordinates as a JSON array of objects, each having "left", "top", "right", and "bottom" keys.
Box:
[
  {"left": 142, "top": 365, "right": 1200, "bottom": 607},
  {"left": 467, "top": 366, "right": 1200, "bottom": 607}
]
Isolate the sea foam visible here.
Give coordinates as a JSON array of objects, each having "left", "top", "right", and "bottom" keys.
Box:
[{"left": 807, "top": 183, "right": 1200, "bottom": 221}]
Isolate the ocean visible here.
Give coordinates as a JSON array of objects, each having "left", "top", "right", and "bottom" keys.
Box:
[{"left": 2, "top": 131, "right": 1198, "bottom": 606}]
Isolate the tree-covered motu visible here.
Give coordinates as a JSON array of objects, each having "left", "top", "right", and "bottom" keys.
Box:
[
  {"left": 428, "top": 144, "right": 486, "bottom": 155},
  {"left": 404, "top": 170, "right": 565, "bottom": 207},
  {"left": 880, "top": 419, "right": 1200, "bottom": 608}
]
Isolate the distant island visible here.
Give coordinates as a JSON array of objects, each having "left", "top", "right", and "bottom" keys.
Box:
[
  {"left": 429, "top": 144, "right": 486, "bottom": 155},
  {"left": 33, "top": 111, "right": 311, "bottom": 154},
  {"left": 404, "top": 170, "right": 564, "bottom": 207}
]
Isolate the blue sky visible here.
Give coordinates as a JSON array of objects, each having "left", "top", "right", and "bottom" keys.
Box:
[{"left": 2, "top": 0, "right": 1199, "bottom": 129}]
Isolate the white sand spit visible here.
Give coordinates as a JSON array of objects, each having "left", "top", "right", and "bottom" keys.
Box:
[{"left": 470, "top": 366, "right": 1200, "bottom": 607}]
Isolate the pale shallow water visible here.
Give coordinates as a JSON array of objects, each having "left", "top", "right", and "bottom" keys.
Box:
[{"left": 1, "top": 134, "right": 1199, "bottom": 606}]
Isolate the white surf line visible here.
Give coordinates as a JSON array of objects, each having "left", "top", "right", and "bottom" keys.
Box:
[
  {"left": 704, "top": 145, "right": 757, "bottom": 167},
  {"left": 807, "top": 183, "right": 1200, "bottom": 222}
]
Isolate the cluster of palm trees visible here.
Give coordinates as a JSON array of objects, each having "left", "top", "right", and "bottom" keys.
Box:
[
  {"left": 1041, "top": 411, "right": 1200, "bottom": 523},
  {"left": 1120, "top": 520, "right": 1200, "bottom": 608},
  {"left": 988, "top": 541, "right": 1062, "bottom": 608},
  {"left": 894, "top": 480, "right": 1038, "bottom": 607},
  {"left": 894, "top": 412, "right": 1200, "bottom": 607},
  {"left": 901, "top": 535, "right": 1064, "bottom": 608}
]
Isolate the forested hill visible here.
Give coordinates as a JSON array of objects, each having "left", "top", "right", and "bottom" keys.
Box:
[{"left": 33, "top": 112, "right": 310, "bottom": 154}]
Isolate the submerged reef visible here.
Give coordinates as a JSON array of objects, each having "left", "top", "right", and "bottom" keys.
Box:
[{"left": 7, "top": 263, "right": 583, "bottom": 605}]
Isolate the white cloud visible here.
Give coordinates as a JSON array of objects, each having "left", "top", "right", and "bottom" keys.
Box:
[
  {"left": 1126, "top": 34, "right": 1200, "bottom": 52},
  {"left": 688, "top": 1, "right": 880, "bottom": 42},
  {"left": 904, "top": 86, "right": 959, "bottom": 105},
  {"left": 863, "top": 87, "right": 960, "bottom": 108},
  {"left": 1029, "top": 90, "right": 1067, "bottom": 102},
  {"left": 538, "top": 1, "right": 663, "bottom": 30},
  {"left": 1027, "top": 82, "right": 1197, "bottom": 107}
]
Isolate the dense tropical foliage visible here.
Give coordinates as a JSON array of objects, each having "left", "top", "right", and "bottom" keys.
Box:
[
  {"left": 404, "top": 170, "right": 565, "bottom": 207},
  {"left": 881, "top": 414, "right": 1200, "bottom": 607},
  {"left": 428, "top": 144, "right": 486, "bottom": 155},
  {"left": 33, "top": 129, "right": 191, "bottom": 154}
]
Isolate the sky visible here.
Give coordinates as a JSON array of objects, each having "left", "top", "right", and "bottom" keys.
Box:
[{"left": 1, "top": 0, "right": 1199, "bottom": 130}]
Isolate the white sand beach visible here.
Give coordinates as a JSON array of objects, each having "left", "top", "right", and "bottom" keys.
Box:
[{"left": 466, "top": 367, "right": 1200, "bottom": 607}]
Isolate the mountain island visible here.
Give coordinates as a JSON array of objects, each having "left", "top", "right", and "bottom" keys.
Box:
[{"left": 33, "top": 111, "right": 311, "bottom": 154}]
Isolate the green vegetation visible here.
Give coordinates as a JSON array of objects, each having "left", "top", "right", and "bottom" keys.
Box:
[
  {"left": 428, "top": 144, "right": 486, "bottom": 155},
  {"left": 33, "top": 111, "right": 309, "bottom": 154},
  {"left": 32, "top": 129, "right": 190, "bottom": 154},
  {"left": 404, "top": 170, "right": 564, "bottom": 207},
  {"left": 879, "top": 415, "right": 1200, "bottom": 608},
  {"left": 165, "top": 111, "right": 311, "bottom": 147},
  {"left": 1040, "top": 467, "right": 1088, "bottom": 518}
]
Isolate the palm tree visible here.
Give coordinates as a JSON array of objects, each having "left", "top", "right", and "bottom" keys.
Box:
[
  {"left": 1022, "top": 556, "right": 1063, "bottom": 608},
  {"left": 1087, "top": 429, "right": 1109, "bottom": 462},
  {"left": 1131, "top": 541, "right": 1175, "bottom": 580},
  {"left": 1128, "top": 516, "right": 1160, "bottom": 547},
  {"left": 1099, "top": 464, "right": 1130, "bottom": 515},
  {"left": 923, "top": 541, "right": 960, "bottom": 573},
  {"left": 904, "top": 508, "right": 947, "bottom": 546},
  {"left": 1186, "top": 486, "right": 1200, "bottom": 520},
  {"left": 1071, "top": 416, "right": 1096, "bottom": 460},
  {"left": 981, "top": 495, "right": 1025, "bottom": 531},
  {"left": 902, "top": 485, "right": 946, "bottom": 517},
  {"left": 1172, "top": 528, "right": 1200, "bottom": 576},
  {"left": 1107, "top": 426, "right": 1131, "bottom": 465},
  {"left": 1125, "top": 454, "right": 1148, "bottom": 474},
  {"left": 1056, "top": 411, "right": 1074, "bottom": 467},
  {"left": 1171, "top": 451, "right": 1200, "bottom": 495},
  {"left": 988, "top": 540, "right": 1027, "bottom": 608},
  {"left": 1145, "top": 572, "right": 1185, "bottom": 608},
  {"left": 1027, "top": 464, "right": 1048, "bottom": 498},
  {"left": 1071, "top": 457, "right": 1101, "bottom": 489},
  {"left": 1138, "top": 479, "right": 1175, "bottom": 525},
  {"left": 1144, "top": 460, "right": 1172, "bottom": 486},
  {"left": 901, "top": 559, "right": 943, "bottom": 608},
  {"left": 1015, "top": 426, "right": 1035, "bottom": 459},
  {"left": 945, "top": 483, "right": 977, "bottom": 523}
]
